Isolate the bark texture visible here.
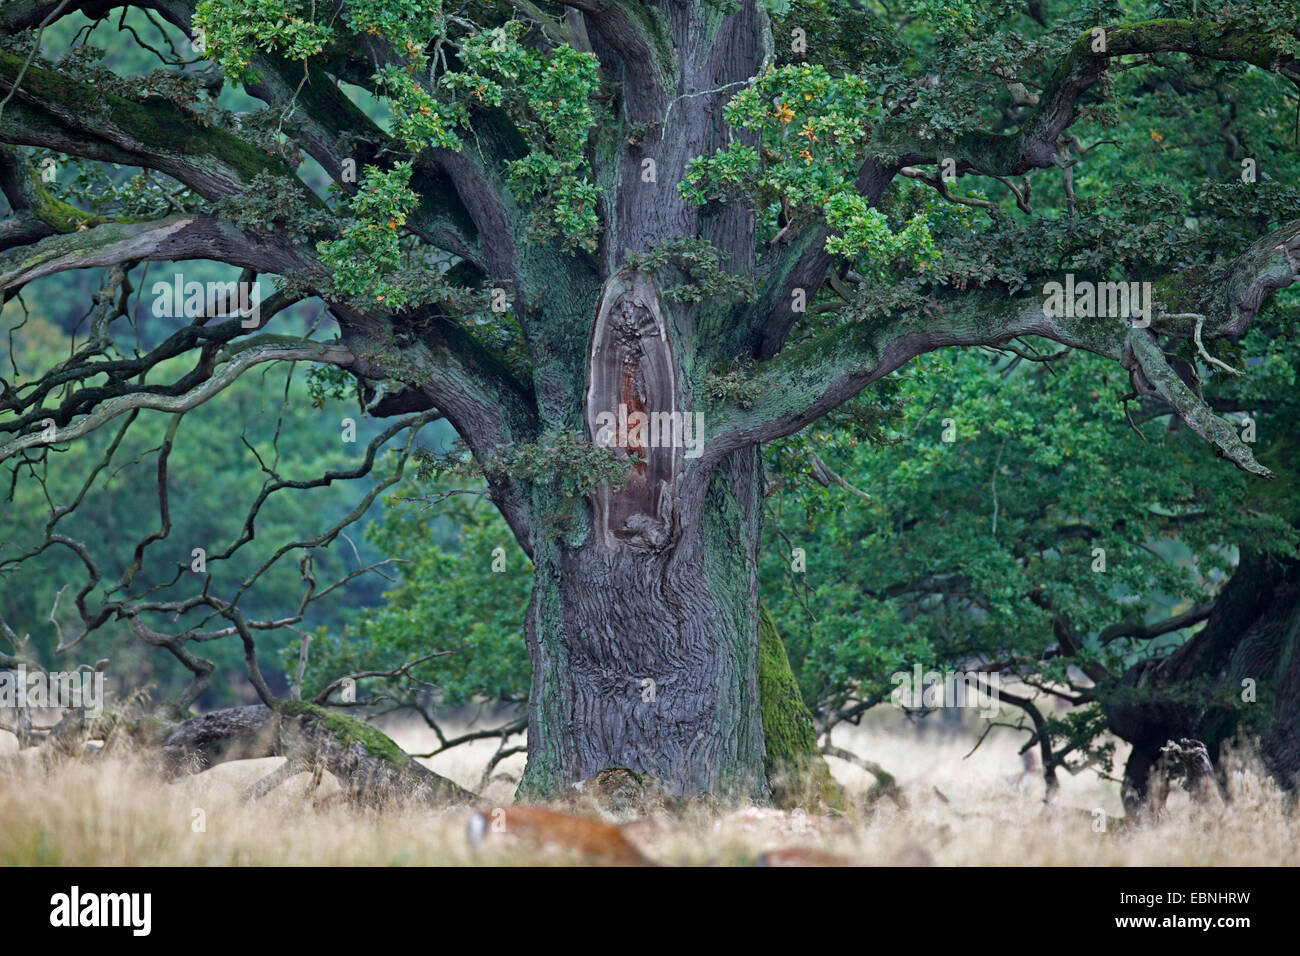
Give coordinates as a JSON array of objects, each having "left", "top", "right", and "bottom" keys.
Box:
[
  {"left": 520, "top": 449, "right": 768, "bottom": 800},
  {"left": 515, "top": 0, "right": 772, "bottom": 799},
  {"left": 1108, "top": 548, "right": 1300, "bottom": 810}
]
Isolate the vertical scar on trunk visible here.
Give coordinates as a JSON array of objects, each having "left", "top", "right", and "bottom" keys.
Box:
[{"left": 586, "top": 271, "right": 680, "bottom": 552}]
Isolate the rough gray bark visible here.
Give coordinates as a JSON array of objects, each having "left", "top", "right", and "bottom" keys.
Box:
[
  {"left": 1109, "top": 548, "right": 1300, "bottom": 812},
  {"left": 514, "top": 0, "right": 771, "bottom": 800},
  {"left": 520, "top": 446, "right": 768, "bottom": 800}
]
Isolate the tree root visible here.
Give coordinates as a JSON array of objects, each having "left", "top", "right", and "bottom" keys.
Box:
[
  {"left": 4, "top": 703, "right": 475, "bottom": 807},
  {"left": 159, "top": 704, "right": 475, "bottom": 807}
]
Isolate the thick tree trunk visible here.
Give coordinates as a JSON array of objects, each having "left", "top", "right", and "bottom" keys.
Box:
[
  {"left": 507, "top": 0, "right": 773, "bottom": 801},
  {"left": 517, "top": 447, "right": 768, "bottom": 800},
  {"left": 1108, "top": 548, "right": 1300, "bottom": 811}
]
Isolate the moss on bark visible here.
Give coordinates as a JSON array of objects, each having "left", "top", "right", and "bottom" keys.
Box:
[
  {"left": 279, "top": 700, "right": 410, "bottom": 767},
  {"left": 757, "top": 605, "right": 844, "bottom": 810}
]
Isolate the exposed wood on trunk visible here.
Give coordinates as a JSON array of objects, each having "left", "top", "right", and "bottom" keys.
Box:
[{"left": 586, "top": 270, "right": 680, "bottom": 552}]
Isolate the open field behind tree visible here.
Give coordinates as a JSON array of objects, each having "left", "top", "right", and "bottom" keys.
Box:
[{"left": 3, "top": 716, "right": 1293, "bottom": 867}]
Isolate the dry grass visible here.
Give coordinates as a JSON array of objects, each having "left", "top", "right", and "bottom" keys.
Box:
[{"left": 1, "top": 716, "right": 1295, "bottom": 866}]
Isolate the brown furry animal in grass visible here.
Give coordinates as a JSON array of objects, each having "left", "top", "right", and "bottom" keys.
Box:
[{"left": 467, "top": 805, "right": 653, "bottom": 866}]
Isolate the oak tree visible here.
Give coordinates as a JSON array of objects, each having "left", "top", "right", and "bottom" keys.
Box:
[{"left": 1, "top": 0, "right": 1298, "bottom": 798}]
